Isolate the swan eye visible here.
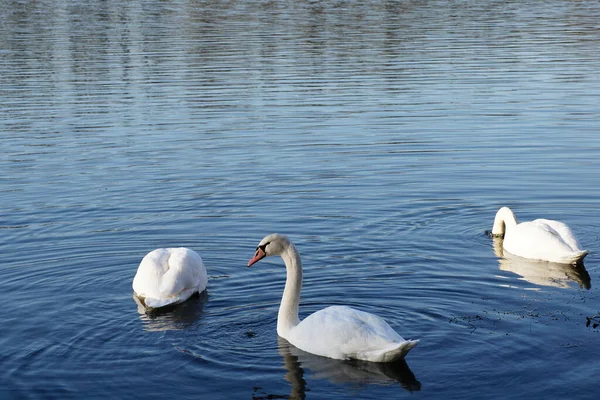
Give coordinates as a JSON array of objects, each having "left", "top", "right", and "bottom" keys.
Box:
[{"left": 258, "top": 241, "right": 271, "bottom": 252}]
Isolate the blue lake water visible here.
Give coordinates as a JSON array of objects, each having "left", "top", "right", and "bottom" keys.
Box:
[{"left": 1, "top": 0, "right": 600, "bottom": 398}]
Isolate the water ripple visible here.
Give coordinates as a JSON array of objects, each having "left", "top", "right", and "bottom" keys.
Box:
[{"left": 2, "top": 1, "right": 600, "bottom": 399}]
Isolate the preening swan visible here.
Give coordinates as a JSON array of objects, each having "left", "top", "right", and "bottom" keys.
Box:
[
  {"left": 491, "top": 207, "right": 588, "bottom": 264},
  {"left": 133, "top": 248, "right": 208, "bottom": 309},
  {"left": 247, "top": 234, "right": 418, "bottom": 363}
]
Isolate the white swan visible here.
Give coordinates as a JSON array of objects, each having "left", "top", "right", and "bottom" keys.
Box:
[
  {"left": 247, "top": 234, "right": 418, "bottom": 363},
  {"left": 491, "top": 207, "right": 588, "bottom": 264},
  {"left": 132, "top": 248, "right": 208, "bottom": 309}
]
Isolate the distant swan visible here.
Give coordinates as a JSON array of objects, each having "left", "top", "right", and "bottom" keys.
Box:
[
  {"left": 491, "top": 207, "right": 588, "bottom": 264},
  {"left": 133, "top": 248, "right": 208, "bottom": 309},
  {"left": 247, "top": 234, "right": 418, "bottom": 363}
]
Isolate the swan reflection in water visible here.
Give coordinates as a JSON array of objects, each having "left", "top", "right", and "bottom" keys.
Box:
[
  {"left": 277, "top": 337, "right": 421, "bottom": 398},
  {"left": 133, "top": 291, "right": 208, "bottom": 331},
  {"left": 492, "top": 237, "right": 590, "bottom": 290}
]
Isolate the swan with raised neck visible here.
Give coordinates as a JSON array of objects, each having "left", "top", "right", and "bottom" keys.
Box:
[
  {"left": 490, "top": 207, "right": 588, "bottom": 264},
  {"left": 247, "top": 233, "right": 418, "bottom": 363},
  {"left": 248, "top": 234, "right": 302, "bottom": 336}
]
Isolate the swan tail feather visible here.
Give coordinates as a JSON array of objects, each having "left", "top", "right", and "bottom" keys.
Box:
[
  {"left": 550, "top": 250, "right": 588, "bottom": 265},
  {"left": 136, "top": 287, "right": 199, "bottom": 309},
  {"left": 566, "top": 250, "right": 588, "bottom": 264},
  {"left": 370, "top": 340, "right": 419, "bottom": 363}
]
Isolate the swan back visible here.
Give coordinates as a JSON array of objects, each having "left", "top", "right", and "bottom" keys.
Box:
[
  {"left": 533, "top": 219, "right": 583, "bottom": 252},
  {"left": 504, "top": 220, "right": 588, "bottom": 264},
  {"left": 133, "top": 248, "right": 207, "bottom": 308},
  {"left": 287, "top": 306, "right": 418, "bottom": 363}
]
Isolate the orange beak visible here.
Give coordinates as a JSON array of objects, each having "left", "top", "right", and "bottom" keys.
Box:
[{"left": 247, "top": 247, "right": 266, "bottom": 267}]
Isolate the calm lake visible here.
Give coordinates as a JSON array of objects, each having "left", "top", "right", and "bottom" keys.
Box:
[{"left": 1, "top": 0, "right": 600, "bottom": 398}]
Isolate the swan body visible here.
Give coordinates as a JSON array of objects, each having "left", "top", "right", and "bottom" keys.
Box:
[
  {"left": 132, "top": 248, "right": 207, "bottom": 309},
  {"left": 247, "top": 233, "right": 418, "bottom": 363},
  {"left": 491, "top": 207, "right": 588, "bottom": 264}
]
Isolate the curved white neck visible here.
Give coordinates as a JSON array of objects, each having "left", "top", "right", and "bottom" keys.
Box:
[
  {"left": 492, "top": 207, "right": 518, "bottom": 236},
  {"left": 277, "top": 243, "right": 302, "bottom": 337}
]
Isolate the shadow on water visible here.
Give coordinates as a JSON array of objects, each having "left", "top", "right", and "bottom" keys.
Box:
[
  {"left": 274, "top": 337, "right": 421, "bottom": 399},
  {"left": 491, "top": 237, "right": 591, "bottom": 290},
  {"left": 133, "top": 291, "right": 209, "bottom": 331}
]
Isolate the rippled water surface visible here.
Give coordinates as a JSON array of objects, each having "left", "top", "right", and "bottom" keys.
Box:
[{"left": 2, "top": 1, "right": 600, "bottom": 398}]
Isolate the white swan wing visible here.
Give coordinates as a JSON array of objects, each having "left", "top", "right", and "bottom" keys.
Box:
[
  {"left": 159, "top": 248, "right": 207, "bottom": 295},
  {"left": 504, "top": 221, "right": 587, "bottom": 263},
  {"left": 287, "top": 306, "right": 418, "bottom": 362},
  {"left": 533, "top": 219, "right": 583, "bottom": 251},
  {"left": 132, "top": 248, "right": 170, "bottom": 297}
]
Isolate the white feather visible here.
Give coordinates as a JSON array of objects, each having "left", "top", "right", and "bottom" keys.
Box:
[{"left": 132, "top": 248, "right": 207, "bottom": 309}]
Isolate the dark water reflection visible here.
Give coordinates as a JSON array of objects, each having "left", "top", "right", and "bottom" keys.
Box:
[
  {"left": 277, "top": 337, "right": 421, "bottom": 396},
  {"left": 492, "top": 237, "right": 592, "bottom": 290},
  {"left": 134, "top": 291, "right": 209, "bottom": 331},
  {"left": 2, "top": 0, "right": 600, "bottom": 399}
]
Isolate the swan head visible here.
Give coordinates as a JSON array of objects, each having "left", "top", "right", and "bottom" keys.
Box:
[{"left": 247, "top": 233, "right": 292, "bottom": 267}]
